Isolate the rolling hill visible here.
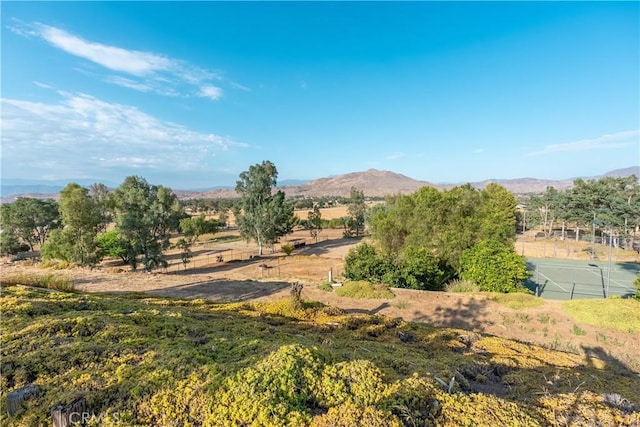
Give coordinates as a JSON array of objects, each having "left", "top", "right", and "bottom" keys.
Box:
[{"left": 1, "top": 166, "right": 638, "bottom": 202}]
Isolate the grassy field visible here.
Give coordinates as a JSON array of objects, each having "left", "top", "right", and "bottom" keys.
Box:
[
  {"left": 1, "top": 280, "right": 639, "bottom": 426},
  {"left": 333, "top": 281, "right": 395, "bottom": 299},
  {"left": 484, "top": 293, "right": 545, "bottom": 310},
  {"left": 563, "top": 299, "right": 640, "bottom": 334}
]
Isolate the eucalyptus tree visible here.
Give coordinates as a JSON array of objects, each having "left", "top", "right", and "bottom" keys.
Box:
[
  {"left": 234, "top": 161, "right": 296, "bottom": 256},
  {"left": 0, "top": 197, "right": 60, "bottom": 251},
  {"left": 111, "top": 176, "right": 183, "bottom": 271},
  {"left": 41, "top": 183, "right": 104, "bottom": 265}
]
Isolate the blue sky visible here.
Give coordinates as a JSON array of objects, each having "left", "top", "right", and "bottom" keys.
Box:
[{"left": 1, "top": 1, "right": 639, "bottom": 189}]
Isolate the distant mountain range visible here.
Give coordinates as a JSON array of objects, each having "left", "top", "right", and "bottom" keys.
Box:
[{"left": 1, "top": 166, "right": 638, "bottom": 203}]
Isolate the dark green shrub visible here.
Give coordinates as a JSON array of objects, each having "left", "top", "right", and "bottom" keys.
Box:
[
  {"left": 634, "top": 273, "right": 640, "bottom": 300},
  {"left": 392, "top": 247, "right": 446, "bottom": 291},
  {"left": 344, "top": 243, "right": 390, "bottom": 283},
  {"left": 460, "top": 239, "right": 530, "bottom": 293}
]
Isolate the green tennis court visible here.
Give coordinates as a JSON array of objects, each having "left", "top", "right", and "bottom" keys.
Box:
[{"left": 525, "top": 257, "right": 639, "bottom": 300}]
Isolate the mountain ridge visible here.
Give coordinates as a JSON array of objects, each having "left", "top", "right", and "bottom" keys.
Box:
[{"left": 1, "top": 166, "right": 638, "bottom": 202}]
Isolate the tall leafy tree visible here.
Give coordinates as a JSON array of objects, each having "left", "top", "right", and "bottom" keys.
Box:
[
  {"left": 478, "top": 183, "right": 518, "bottom": 242},
  {"left": 347, "top": 186, "right": 366, "bottom": 237},
  {"left": 0, "top": 197, "right": 60, "bottom": 251},
  {"left": 180, "top": 214, "right": 218, "bottom": 244},
  {"left": 235, "top": 161, "right": 296, "bottom": 256},
  {"left": 89, "top": 183, "right": 113, "bottom": 232},
  {"left": 111, "top": 176, "right": 183, "bottom": 271},
  {"left": 41, "top": 183, "right": 104, "bottom": 265},
  {"left": 307, "top": 205, "right": 323, "bottom": 243},
  {"left": 528, "top": 187, "right": 564, "bottom": 238}
]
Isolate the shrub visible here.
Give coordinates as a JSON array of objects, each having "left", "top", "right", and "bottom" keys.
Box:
[
  {"left": 635, "top": 272, "right": 640, "bottom": 300},
  {"left": 281, "top": 243, "right": 295, "bottom": 256},
  {"left": 318, "top": 282, "right": 333, "bottom": 292},
  {"left": 316, "top": 360, "right": 387, "bottom": 407},
  {"left": 460, "top": 240, "right": 530, "bottom": 293},
  {"left": 344, "top": 243, "right": 390, "bottom": 283},
  {"left": 390, "top": 247, "right": 446, "bottom": 291},
  {"left": 445, "top": 279, "right": 480, "bottom": 293},
  {"left": 344, "top": 244, "right": 448, "bottom": 291},
  {"left": 335, "top": 281, "right": 394, "bottom": 299},
  {"left": 208, "top": 345, "right": 321, "bottom": 426}
]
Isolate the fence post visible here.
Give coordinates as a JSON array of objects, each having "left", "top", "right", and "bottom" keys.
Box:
[{"left": 570, "top": 268, "right": 574, "bottom": 300}]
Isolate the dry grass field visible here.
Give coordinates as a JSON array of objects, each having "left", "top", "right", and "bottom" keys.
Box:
[{"left": 516, "top": 234, "right": 640, "bottom": 263}]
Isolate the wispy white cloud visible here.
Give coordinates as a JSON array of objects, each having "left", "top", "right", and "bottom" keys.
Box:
[
  {"left": 36, "top": 24, "right": 172, "bottom": 76},
  {"left": 0, "top": 91, "right": 247, "bottom": 180},
  {"left": 11, "top": 21, "right": 241, "bottom": 99},
  {"left": 230, "top": 81, "right": 251, "bottom": 92},
  {"left": 104, "top": 76, "right": 153, "bottom": 93},
  {"left": 199, "top": 85, "right": 224, "bottom": 100},
  {"left": 385, "top": 152, "right": 405, "bottom": 160},
  {"left": 32, "top": 81, "right": 53, "bottom": 89},
  {"left": 528, "top": 130, "right": 639, "bottom": 156}
]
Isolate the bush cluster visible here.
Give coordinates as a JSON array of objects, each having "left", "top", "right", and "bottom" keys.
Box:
[
  {"left": 459, "top": 240, "right": 530, "bottom": 293},
  {"left": 343, "top": 243, "right": 450, "bottom": 291},
  {"left": 345, "top": 239, "right": 530, "bottom": 293}
]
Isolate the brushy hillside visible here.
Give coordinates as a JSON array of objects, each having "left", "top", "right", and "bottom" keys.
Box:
[{"left": 1, "top": 284, "right": 639, "bottom": 426}]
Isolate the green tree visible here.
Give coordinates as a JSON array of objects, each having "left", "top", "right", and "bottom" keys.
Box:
[
  {"left": 478, "top": 183, "right": 518, "bottom": 243},
  {"left": 346, "top": 187, "right": 366, "bottom": 237},
  {"left": 180, "top": 214, "right": 218, "bottom": 244},
  {"left": 368, "top": 194, "right": 415, "bottom": 256},
  {"left": 528, "top": 187, "right": 563, "bottom": 238},
  {"left": 234, "top": 161, "right": 296, "bottom": 256},
  {"left": 89, "top": 183, "right": 113, "bottom": 231},
  {"left": 460, "top": 240, "right": 530, "bottom": 293},
  {"left": 41, "top": 183, "right": 104, "bottom": 265},
  {"left": 0, "top": 197, "right": 60, "bottom": 250},
  {"left": 175, "top": 238, "right": 192, "bottom": 270},
  {"left": 0, "top": 229, "right": 30, "bottom": 255},
  {"left": 111, "top": 176, "right": 183, "bottom": 271},
  {"left": 96, "top": 230, "right": 135, "bottom": 265},
  {"left": 307, "top": 206, "right": 323, "bottom": 243}
]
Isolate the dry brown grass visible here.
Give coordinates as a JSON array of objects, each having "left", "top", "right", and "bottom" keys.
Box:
[{"left": 515, "top": 235, "right": 639, "bottom": 262}]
